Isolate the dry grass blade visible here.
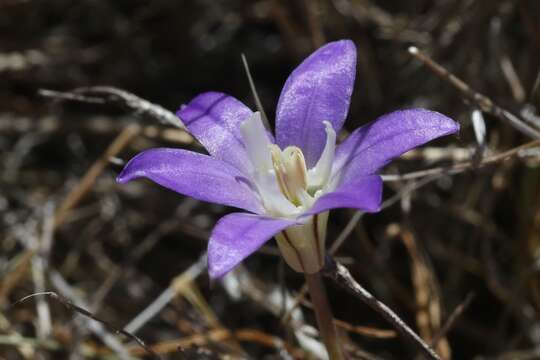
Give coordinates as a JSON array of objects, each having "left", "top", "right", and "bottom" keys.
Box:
[
  {"left": 401, "top": 228, "right": 450, "bottom": 358},
  {"left": 11, "top": 292, "right": 162, "bottom": 360},
  {"left": 431, "top": 292, "right": 475, "bottom": 347},
  {"left": 0, "top": 334, "right": 59, "bottom": 351},
  {"left": 0, "top": 250, "right": 34, "bottom": 303},
  {"left": 175, "top": 280, "right": 246, "bottom": 355},
  {"left": 53, "top": 124, "right": 140, "bottom": 228},
  {"left": 334, "top": 319, "right": 396, "bottom": 339}
]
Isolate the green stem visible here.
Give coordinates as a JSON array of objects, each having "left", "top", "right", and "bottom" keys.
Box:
[{"left": 305, "top": 271, "right": 345, "bottom": 360}]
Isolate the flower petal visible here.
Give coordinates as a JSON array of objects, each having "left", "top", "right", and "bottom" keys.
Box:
[
  {"left": 304, "top": 175, "right": 382, "bottom": 216},
  {"left": 117, "top": 148, "right": 264, "bottom": 214},
  {"left": 276, "top": 40, "right": 357, "bottom": 167},
  {"left": 177, "top": 92, "right": 256, "bottom": 175},
  {"left": 208, "top": 213, "right": 295, "bottom": 278},
  {"left": 332, "top": 109, "right": 459, "bottom": 180}
]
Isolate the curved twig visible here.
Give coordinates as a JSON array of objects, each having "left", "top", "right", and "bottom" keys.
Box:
[{"left": 12, "top": 291, "right": 162, "bottom": 359}]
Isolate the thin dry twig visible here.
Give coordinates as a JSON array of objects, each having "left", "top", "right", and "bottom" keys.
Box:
[
  {"left": 241, "top": 53, "right": 270, "bottom": 128},
  {"left": 381, "top": 139, "right": 540, "bottom": 182},
  {"left": 11, "top": 291, "right": 162, "bottom": 359},
  {"left": 408, "top": 46, "right": 540, "bottom": 139},
  {"left": 431, "top": 292, "right": 475, "bottom": 347},
  {"left": 0, "top": 113, "right": 194, "bottom": 145},
  {"left": 304, "top": 0, "right": 325, "bottom": 48},
  {"left": 38, "top": 89, "right": 106, "bottom": 104},
  {"left": 31, "top": 203, "right": 55, "bottom": 339},
  {"left": 281, "top": 175, "right": 443, "bottom": 325},
  {"left": 323, "top": 258, "right": 442, "bottom": 360},
  {"left": 331, "top": 174, "right": 441, "bottom": 252},
  {"left": 333, "top": 319, "right": 396, "bottom": 339},
  {"left": 119, "top": 328, "right": 304, "bottom": 358},
  {"left": 39, "top": 86, "right": 184, "bottom": 129},
  {"left": 332, "top": 0, "right": 431, "bottom": 45}
]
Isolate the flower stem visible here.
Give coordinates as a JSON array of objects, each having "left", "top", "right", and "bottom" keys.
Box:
[{"left": 305, "top": 271, "right": 345, "bottom": 360}]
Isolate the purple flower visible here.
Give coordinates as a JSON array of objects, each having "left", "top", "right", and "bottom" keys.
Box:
[{"left": 117, "top": 40, "right": 459, "bottom": 278}]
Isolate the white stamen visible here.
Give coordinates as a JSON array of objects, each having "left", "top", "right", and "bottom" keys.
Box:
[
  {"left": 297, "top": 188, "right": 315, "bottom": 210},
  {"left": 240, "top": 112, "right": 273, "bottom": 172},
  {"left": 256, "top": 169, "right": 299, "bottom": 216},
  {"left": 240, "top": 112, "right": 298, "bottom": 216},
  {"left": 307, "top": 121, "right": 336, "bottom": 190}
]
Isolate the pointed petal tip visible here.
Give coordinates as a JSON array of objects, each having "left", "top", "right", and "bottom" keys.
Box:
[
  {"left": 414, "top": 108, "right": 460, "bottom": 133},
  {"left": 323, "top": 39, "right": 356, "bottom": 52},
  {"left": 116, "top": 169, "right": 137, "bottom": 185},
  {"left": 314, "top": 39, "right": 357, "bottom": 66},
  {"left": 207, "top": 236, "right": 236, "bottom": 279},
  {"left": 331, "top": 108, "right": 460, "bottom": 179},
  {"left": 341, "top": 39, "right": 357, "bottom": 52},
  {"left": 116, "top": 173, "right": 127, "bottom": 184},
  {"left": 324, "top": 39, "right": 357, "bottom": 66},
  {"left": 386, "top": 108, "right": 461, "bottom": 139},
  {"left": 116, "top": 155, "right": 142, "bottom": 184},
  {"left": 364, "top": 199, "right": 382, "bottom": 213},
  {"left": 175, "top": 104, "right": 187, "bottom": 118},
  {"left": 437, "top": 113, "right": 460, "bottom": 133},
  {"left": 208, "top": 258, "right": 233, "bottom": 279},
  {"left": 208, "top": 261, "right": 226, "bottom": 280}
]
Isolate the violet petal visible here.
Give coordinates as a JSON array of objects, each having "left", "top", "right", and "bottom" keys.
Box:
[
  {"left": 208, "top": 213, "right": 295, "bottom": 278},
  {"left": 332, "top": 109, "right": 459, "bottom": 182},
  {"left": 117, "top": 148, "right": 264, "bottom": 214},
  {"left": 303, "top": 175, "right": 382, "bottom": 216},
  {"left": 177, "top": 91, "right": 257, "bottom": 175},
  {"left": 276, "top": 40, "right": 356, "bottom": 167}
]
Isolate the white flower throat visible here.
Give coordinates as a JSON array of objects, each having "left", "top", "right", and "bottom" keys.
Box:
[
  {"left": 240, "top": 112, "right": 336, "bottom": 218},
  {"left": 240, "top": 112, "right": 336, "bottom": 273}
]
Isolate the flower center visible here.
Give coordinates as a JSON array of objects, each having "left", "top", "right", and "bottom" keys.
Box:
[
  {"left": 270, "top": 145, "right": 308, "bottom": 206},
  {"left": 240, "top": 112, "right": 337, "bottom": 217}
]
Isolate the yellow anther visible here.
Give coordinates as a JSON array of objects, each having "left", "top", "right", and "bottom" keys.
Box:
[
  {"left": 270, "top": 145, "right": 309, "bottom": 205},
  {"left": 282, "top": 146, "right": 308, "bottom": 191}
]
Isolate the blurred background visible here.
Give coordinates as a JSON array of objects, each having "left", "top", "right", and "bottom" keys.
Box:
[{"left": 1, "top": 0, "right": 540, "bottom": 359}]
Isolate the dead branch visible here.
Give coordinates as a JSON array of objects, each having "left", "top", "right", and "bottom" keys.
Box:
[
  {"left": 323, "top": 258, "right": 442, "bottom": 360},
  {"left": 408, "top": 47, "right": 540, "bottom": 139},
  {"left": 39, "top": 86, "right": 184, "bottom": 130},
  {"left": 381, "top": 139, "right": 540, "bottom": 182}
]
